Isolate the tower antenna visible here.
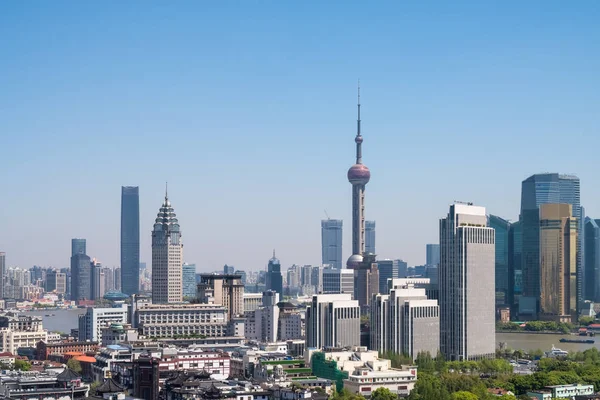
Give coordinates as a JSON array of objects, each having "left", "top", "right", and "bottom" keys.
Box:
[{"left": 165, "top": 182, "right": 168, "bottom": 199}]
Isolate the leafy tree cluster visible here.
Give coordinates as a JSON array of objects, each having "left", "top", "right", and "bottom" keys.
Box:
[
  {"left": 67, "top": 358, "right": 82, "bottom": 373},
  {"left": 496, "top": 321, "right": 574, "bottom": 333},
  {"left": 14, "top": 359, "right": 31, "bottom": 371}
]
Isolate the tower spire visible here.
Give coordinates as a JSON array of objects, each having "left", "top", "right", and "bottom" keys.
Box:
[
  {"left": 355, "top": 81, "right": 363, "bottom": 164},
  {"left": 165, "top": 182, "right": 168, "bottom": 200},
  {"left": 357, "top": 80, "right": 361, "bottom": 137}
]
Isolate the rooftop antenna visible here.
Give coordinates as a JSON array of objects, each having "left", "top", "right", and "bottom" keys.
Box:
[
  {"left": 324, "top": 210, "right": 330, "bottom": 220},
  {"left": 165, "top": 182, "right": 168, "bottom": 200}
]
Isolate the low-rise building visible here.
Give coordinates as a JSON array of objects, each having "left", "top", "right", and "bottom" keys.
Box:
[
  {"left": 0, "top": 368, "right": 90, "bottom": 399},
  {"left": 527, "top": 384, "right": 595, "bottom": 399},
  {"left": 36, "top": 340, "right": 99, "bottom": 361},
  {"left": 100, "top": 322, "right": 139, "bottom": 346}
]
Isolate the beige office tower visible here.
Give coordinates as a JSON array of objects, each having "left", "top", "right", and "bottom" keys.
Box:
[
  {"left": 197, "top": 274, "right": 244, "bottom": 318},
  {"left": 440, "top": 203, "right": 495, "bottom": 361},
  {"left": 151, "top": 189, "right": 183, "bottom": 304},
  {"left": 539, "top": 203, "right": 577, "bottom": 322}
]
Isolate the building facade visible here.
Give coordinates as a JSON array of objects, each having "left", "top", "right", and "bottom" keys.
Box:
[
  {"left": 197, "top": 274, "right": 244, "bottom": 318},
  {"left": 182, "top": 263, "right": 197, "bottom": 299},
  {"left": 585, "top": 218, "right": 600, "bottom": 302},
  {"left": 71, "top": 239, "right": 86, "bottom": 257},
  {"left": 322, "top": 219, "right": 343, "bottom": 269},
  {"left": 0, "top": 252, "right": 5, "bottom": 299},
  {"left": 121, "top": 186, "right": 140, "bottom": 296},
  {"left": 365, "top": 221, "right": 376, "bottom": 255},
  {"left": 70, "top": 253, "right": 91, "bottom": 302},
  {"left": 439, "top": 203, "right": 495, "bottom": 360},
  {"left": 322, "top": 268, "right": 354, "bottom": 296},
  {"left": 426, "top": 244, "right": 440, "bottom": 266},
  {"left": 305, "top": 294, "right": 360, "bottom": 349},
  {"left": 78, "top": 304, "right": 129, "bottom": 342},
  {"left": 376, "top": 260, "right": 400, "bottom": 292},
  {"left": 266, "top": 252, "right": 283, "bottom": 298},
  {"left": 489, "top": 215, "right": 511, "bottom": 307},
  {"left": 151, "top": 191, "right": 183, "bottom": 304},
  {"left": 539, "top": 204, "right": 577, "bottom": 322}
]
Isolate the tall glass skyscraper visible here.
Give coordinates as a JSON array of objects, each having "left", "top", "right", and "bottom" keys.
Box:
[
  {"left": 121, "top": 186, "right": 140, "bottom": 296},
  {"left": 71, "top": 239, "right": 86, "bottom": 257},
  {"left": 266, "top": 251, "right": 283, "bottom": 297},
  {"left": 520, "top": 174, "right": 583, "bottom": 311},
  {"left": 0, "top": 252, "right": 5, "bottom": 299},
  {"left": 489, "top": 215, "right": 510, "bottom": 306},
  {"left": 585, "top": 218, "right": 600, "bottom": 302},
  {"left": 182, "top": 263, "right": 197, "bottom": 299},
  {"left": 321, "top": 219, "right": 343, "bottom": 269},
  {"left": 365, "top": 220, "right": 376, "bottom": 254},
  {"left": 508, "top": 221, "right": 522, "bottom": 309},
  {"left": 426, "top": 244, "right": 440, "bottom": 266}
]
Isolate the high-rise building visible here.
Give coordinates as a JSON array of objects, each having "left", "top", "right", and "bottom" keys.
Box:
[
  {"left": 440, "top": 203, "right": 495, "bottom": 361},
  {"left": 196, "top": 274, "right": 244, "bottom": 318},
  {"left": 182, "top": 264, "right": 197, "bottom": 299},
  {"left": 365, "top": 221, "right": 376, "bottom": 255},
  {"left": 266, "top": 252, "right": 283, "bottom": 298},
  {"left": 322, "top": 268, "right": 354, "bottom": 295},
  {"left": 321, "top": 219, "right": 343, "bottom": 269},
  {"left": 306, "top": 293, "right": 360, "bottom": 349},
  {"left": 354, "top": 253, "right": 379, "bottom": 311},
  {"left": 520, "top": 174, "right": 583, "bottom": 311},
  {"left": 235, "top": 270, "right": 247, "bottom": 285},
  {"left": 539, "top": 204, "right": 577, "bottom": 322},
  {"left": 376, "top": 260, "right": 399, "bottom": 293},
  {"left": 71, "top": 253, "right": 92, "bottom": 302},
  {"left": 151, "top": 189, "right": 183, "bottom": 304},
  {"left": 489, "top": 215, "right": 511, "bottom": 306},
  {"left": 346, "top": 87, "right": 371, "bottom": 270},
  {"left": 0, "top": 252, "right": 5, "bottom": 299},
  {"left": 78, "top": 304, "right": 129, "bottom": 342},
  {"left": 585, "top": 218, "right": 600, "bottom": 302},
  {"left": 508, "top": 221, "right": 522, "bottom": 311},
  {"left": 114, "top": 268, "right": 121, "bottom": 292},
  {"left": 371, "top": 279, "right": 440, "bottom": 359},
  {"left": 426, "top": 244, "right": 440, "bottom": 266},
  {"left": 90, "top": 260, "right": 104, "bottom": 300},
  {"left": 71, "top": 239, "right": 86, "bottom": 257},
  {"left": 223, "top": 265, "right": 235, "bottom": 275},
  {"left": 121, "top": 186, "right": 140, "bottom": 296}
]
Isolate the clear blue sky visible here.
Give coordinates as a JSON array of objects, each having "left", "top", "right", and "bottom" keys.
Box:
[{"left": 1, "top": 1, "right": 599, "bottom": 272}]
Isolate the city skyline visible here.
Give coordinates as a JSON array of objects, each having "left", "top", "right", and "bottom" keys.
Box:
[{"left": 2, "top": 2, "right": 599, "bottom": 271}]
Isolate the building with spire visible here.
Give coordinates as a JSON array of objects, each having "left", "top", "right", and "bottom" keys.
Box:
[
  {"left": 266, "top": 251, "right": 283, "bottom": 298},
  {"left": 151, "top": 186, "right": 183, "bottom": 304}
]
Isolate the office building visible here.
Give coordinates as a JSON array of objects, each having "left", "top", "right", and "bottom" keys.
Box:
[
  {"left": 371, "top": 279, "right": 439, "bottom": 359},
  {"left": 151, "top": 189, "right": 183, "bottom": 304},
  {"left": 71, "top": 239, "right": 86, "bottom": 257},
  {"left": 245, "top": 290, "right": 280, "bottom": 343},
  {"left": 365, "top": 221, "right": 376, "bottom": 255},
  {"left": 509, "top": 221, "right": 522, "bottom": 311},
  {"left": 182, "top": 263, "right": 197, "bottom": 298},
  {"left": 306, "top": 293, "right": 360, "bottom": 349},
  {"left": 322, "top": 268, "right": 354, "bottom": 296},
  {"left": 440, "top": 203, "right": 495, "bottom": 360},
  {"left": 236, "top": 270, "right": 247, "bottom": 285},
  {"left": 78, "top": 304, "right": 129, "bottom": 342},
  {"left": 266, "top": 252, "right": 283, "bottom": 298},
  {"left": 114, "top": 267, "right": 121, "bottom": 292},
  {"left": 223, "top": 265, "right": 235, "bottom": 275},
  {"left": 354, "top": 253, "right": 379, "bottom": 311},
  {"left": 197, "top": 274, "right": 244, "bottom": 318},
  {"left": 376, "top": 259, "right": 400, "bottom": 292},
  {"left": 489, "top": 215, "right": 511, "bottom": 306},
  {"left": 0, "top": 314, "right": 48, "bottom": 354},
  {"left": 45, "top": 269, "right": 57, "bottom": 292},
  {"left": 426, "top": 244, "right": 440, "bottom": 266},
  {"left": 121, "top": 186, "right": 140, "bottom": 296},
  {"left": 585, "top": 218, "right": 600, "bottom": 302},
  {"left": 0, "top": 252, "right": 4, "bottom": 299},
  {"left": 539, "top": 204, "right": 577, "bottom": 322},
  {"left": 520, "top": 173, "right": 583, "bottom": 311},
  {"left": 90, "top": 260, "right": 104, "bottom": 300},
  {"left": 102, "top": 266, "right": 115, "bottom": 292},
  {"left": 321, "top": 219, "right": 343, "bottom": 269},
  {"left": 346, "top": 88, "right": 371, "bottom": 270},
  {"left": 71, "top": 253, "right": 91, "bottom": 302}
]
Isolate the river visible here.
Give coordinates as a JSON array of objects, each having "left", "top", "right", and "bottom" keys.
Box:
[
  {"left": 22, "top": 308, "right": 87, "bottom": 333},
  {"left": 497, "top": 332, "right": 600, "bottom": 353}
]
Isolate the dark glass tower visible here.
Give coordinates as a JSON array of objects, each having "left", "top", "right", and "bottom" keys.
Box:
[
  {"left": 71, "top": 253, "right": 91, "bottom": 301},
  {"left": 71, "top": 239, "right": 86, "bottom": 257},
  {"left": 121, "top": 186, "right": 140, "bottom": 296},
  {"left": 266, "top": 251, "right": 283, "bottom": 298},
  {"left": 489, "top": 215, "right": 511, "bottom": 306},
  {"left": 585, "top": 218, "right": 600, "bottom": 302}
]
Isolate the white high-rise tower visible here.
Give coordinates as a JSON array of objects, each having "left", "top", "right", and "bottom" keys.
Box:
[{"left": 151, "top": 186, "right": 183, "bottom": 304}]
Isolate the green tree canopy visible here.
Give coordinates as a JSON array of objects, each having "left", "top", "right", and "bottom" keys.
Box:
[
  {"left": 370, "top": 387, "right": 398, "bottom": 400},
  {"left": 14, "top": 359, "right": 31, "bottom": 371},
  {"left": 66, "top": 358, "right": 82, "bottom": 373},
  {"left": 450, "top": 391, "right": 478, "bottom": 400}
]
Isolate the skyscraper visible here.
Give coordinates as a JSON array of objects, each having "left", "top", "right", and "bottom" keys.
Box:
[
  {"left": 321, "top": 219, "right": 343, "bottom": 269},
  {"left": 151, "top": 189, "right": 183, "bottom": 304},
  {"left": 305, "top": 293, "right": 360, "bottom": 349},
  {"left": 426, "top": 244, "right": 440, "bottom": 266},
  {"left": 508, "top": 221, "right": 522, "bottom": 311},
  {"left": 440, "top": 203, "right": 495, "bottom": 361},
  {"left": 71, "top": 253, "right": 92, "bottom": 302},
  {"left": 539, "top": 204, "right": 577, "bottom": 321},
  {"left": 365, "top": 221, "right": 376, "bottom": 255},
  {"left": 346, "top": 87, "right": 371, "bottom": 269},
  {"left": 223, "top": 265, "right": 235, "bottom": 275},
  {"left": 489, "top": 215, "right": 511, "bottom": 306},
  {"left": 182, "top": 263, "right": 196, "bottom": 299},
  {"left": 121, "top": 186, "right": 140, "bottom": 296},
  {"left": 266, "top": 251, "right": 283, "bottom": 298},
  {"left": 585, "top": 218, "right": 600, "bottom": 302},
  {"left": 0, "top": 252, "right": 5, "bottom": 299},
  {"left": 520, "top": 174, "right": 583, "bottom": 311},
  {"left": 71, "top": 239, "right": 86, "bottom": 257},
  {"left": 376, "top": 259, "right": 399, "bottom": 292}
]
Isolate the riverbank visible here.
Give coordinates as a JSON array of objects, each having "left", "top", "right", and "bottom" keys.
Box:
[{"left": 496, "top": 330, "right": 565, "bottom": 335}]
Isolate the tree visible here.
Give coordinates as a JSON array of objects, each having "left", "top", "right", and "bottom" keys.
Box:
[
  {"left": 370, "top": 387, "right": 398, "bottom": 400},
  {"left": 89, "top": 381, "right": 101, "bottom": 396},
  {"left": 450, "top": 391, "right": 478, "bottom": 400},
  {"left": 67, "top": 358, "right": 82, "bottom": 373},
  {"left": 579, "top": 316, "right": 595, "bottom": 326},
  {"left": 415, "top": 351, "right": 435, "bottom": 374},
  {"left": 14, "top": 359, "right": 31, "bottom": 371}
]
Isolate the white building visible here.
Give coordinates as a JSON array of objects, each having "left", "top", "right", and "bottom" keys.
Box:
[
  {"left": 100, "top": 323, "right": 139, "bottom": 346},
  {"left": 78, "top": 304, "right": 128, "bottom": 342},
  {"left": 305, "top": 294, "right": 359, "bottom": 349},
  {"left": 245, "top": 291, "right": 279, "bottom": 343},
  {"left": 244, "top": 293, "right": 263, "bottom": 312},
  {"left": 151, "top": 191, "right": 183, "bottom": 304},
  {"left": 371, "top": 279, "right": 439, "bottom": 359},
  {"left": 322, "top": 268, "right": 354, "bottom": 296},
  {"left": 0, "top": 314, "right": 48, "bottom": 354},
  {"left": 527, "top": 384, "right": 594, "bottom": 399},
  {"left": 440, "top": 203, "right": 495, "bottom": 360}
]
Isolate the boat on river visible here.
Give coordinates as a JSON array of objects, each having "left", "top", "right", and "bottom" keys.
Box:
[
  {"left": 559, "top": 338, "right": 595, "bottom": 344},
  {"left": 545, "top": 345, "right": 569, "bottom": 358}
]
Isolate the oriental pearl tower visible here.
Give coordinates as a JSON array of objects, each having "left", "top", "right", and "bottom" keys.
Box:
[{"left": 346, "top": 86, "right": 371, "bottom": 269}]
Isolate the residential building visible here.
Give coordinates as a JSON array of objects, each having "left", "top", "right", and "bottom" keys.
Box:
[
  {"left": 371, "top": 280, "right": 440, "bottom": 359},
  {"left": 78, "top": 304, "right": 129, "bottom": 342},
  {"left": 182, "top": 263, "right": 196, "bottom": 298},
  {"left": 151, "top": 190, "right": 183, "bottom": 304},
  {"left": 585, "top": 218, "right": 600, "bottom": 302},
  {"left": 426, "top": 244, "right": 440, "bottom": 266},
  {"left": 322, "top": 268, "right": 354, "bottom": 296},
  {"left": 489, "top": 215, "right": 511, "bottom": 306},
  {"left": 266, "top": 252, "right": 283, "bottom": 298},
  {"left": 539, "top": 204, "right": 577, "bottom": 322},
  {"left": 365, "top": 221, "right": 376, "bottom": 255},
  {"left": 440, "top": 203, "right": 495, "bottom": 360},
  {"left": 520, "top": 173, "right": 583, "bottom": 314},
  {"left": 321, "top": 219, "right": 343, "bottom": 269},
  {"left": 306, "top": 293, "right": 360, "bottom": 349},
  {"left": 121, "top": 186, "right": 140, "bottom": 296},
  {"left": 71, "top": 253, "right": 91, "bottom": 302},
  {"left": 197, "top": 274, "right": 244, "bottom": 318},
  {"left": 72, "top": 238, "right": 86, "bottom": 257}
]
